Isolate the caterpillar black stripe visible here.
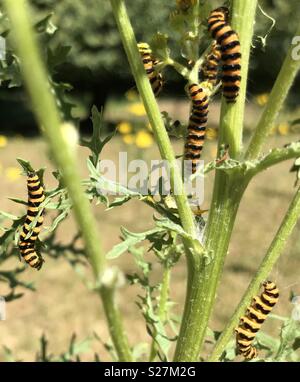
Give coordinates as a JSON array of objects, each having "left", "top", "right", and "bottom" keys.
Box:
[
  {"left": 19, "top": 172, "right": 45, "bottom": 270},
  {"left": 184, "top": 84, "right": 209, "bottom": 173},
  {"left": 208, "top": 7, "right": 241, "bottom": 102},
  {"left": 201, "top": 41, "right": 222, "bottom": 86},
  {"left": 235, "top": 281, "right": 279, "bottom": 360},
  {"left": 138, "top": 42, "right": 163, "bottom": 97}
]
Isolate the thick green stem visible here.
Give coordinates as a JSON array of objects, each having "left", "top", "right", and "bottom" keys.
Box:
[
  {"left": 5, "top": 0, "right": 132, "bottom": 362},
  {"left": 209, "top": 187, "right": 300, "bottom": 361},
  {"left": 173, "top": 0, "right": 257, "bottom": 361},
  {"left": 109, "top": 0, "right": 199, "bottom": 244},
  {"left": 174, "top": 176, "right": 246, "bottom": 361},
  {"left": 245, "top": 24, "right": 300, "bottom": 160},
  {"left": 218, "top": 0, "right": 257, "bottom": 159}
]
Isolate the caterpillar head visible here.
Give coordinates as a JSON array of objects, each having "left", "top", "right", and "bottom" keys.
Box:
[
  {"left": 263, "top": 280, "right": 276, "bottom": 291},
  {"left": 28, "top": 171, "right": 36, "bottom": 178},
  {"left": 214, "top": 6, "right": 229, "bottom": 21}
]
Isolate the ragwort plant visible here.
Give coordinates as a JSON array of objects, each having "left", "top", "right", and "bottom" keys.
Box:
[{"left": 1, "top": 0, "right": 300, "bottom": 361}]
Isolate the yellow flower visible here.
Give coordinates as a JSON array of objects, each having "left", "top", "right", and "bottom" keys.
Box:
[
  {"left": 255, "top": 93, "right": 269, "bottom": 107},
  {"left": 128, "top": 102, "right": 146, "bottom": 116},
  {"left": 0, "top": 135, "right": 8, "bottom": 148},
  {"left": 117, "top": 122, "right": 132, "bottom": 135},
  {"left": 206, "top": 127, "right": 218, "bottom": 140},
  {"left": 135, "top": 130, "right": 154, "bottom": 148},
  {"left": 125, "top": 89, "right": 138, "bottom": 101},
  {"left": 277, "top": 122, "right": 290, "bottom": 136},
  {"left": 5, "top": 167, "right": 21, "bottom": 181},
  {"left": 122, "top": 134, "right": 135, "bottom": 145}
]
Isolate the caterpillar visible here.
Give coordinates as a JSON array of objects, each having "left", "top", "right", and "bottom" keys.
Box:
[
  {"left": 208, "top": 7, "right": 241, "bottom": 102},
  {"left": 18, "top": 172, "right": 45, "bottom": 270},
  {"left": 138, "top": 42, "right": 163, "bottom": 97},
  {"left": 201, "top": 41, "right": 222, "bottom": 86},
  {"left": 235, "top": 281, "right": 279, "bottom": 360},
  {"left": 184, "top": 83, "right": 209, "bottom": 174}
]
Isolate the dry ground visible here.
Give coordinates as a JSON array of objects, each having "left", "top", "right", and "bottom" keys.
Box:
[{"left": 1, "top": 109, "right": 300, "bottom": 361}]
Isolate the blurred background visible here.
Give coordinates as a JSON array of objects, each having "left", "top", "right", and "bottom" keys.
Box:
[{"left": 1, "top": 0, "right": 300, "bottom": 361}]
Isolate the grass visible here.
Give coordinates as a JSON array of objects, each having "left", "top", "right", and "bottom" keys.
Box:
[{"left": 1, "top": 132, "right": 300, "bottom": 361}]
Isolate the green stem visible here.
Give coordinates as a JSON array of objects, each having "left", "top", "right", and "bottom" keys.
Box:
[
  {"left": 173, "top": 0, "right": 257, "bottom": 361},
  {"left": 218, "top": 0, "right": 257, "bottom": 159},
  {"left": 5, "top": 0, "right": 132, "bottom": 362},
  {"left": 109, "top": 0, "right": 200, "bottom": 242},
  {"left": 100, "top": 286, "right": 132, "bottom": 362},
  {"left": 165, "top": 58, "right": 190, "bottom": 80},
  {"left": 209, "top": 187, "right": 300, "bottom": 361},
  {"left": 248, "top": 142, "right": 300, "bottom": 176},
  {"left": 245, "top": 24, "right": 300, "bottom": 160}
]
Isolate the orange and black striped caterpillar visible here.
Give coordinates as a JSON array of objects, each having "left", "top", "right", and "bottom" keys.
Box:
[
  {"left": 208, "top": 7, "right": 241, "bottom": 102},
  {"left": 138, "top": 42, "right": 163, "bottom": 97},
  {"left": 184, "top": 83, "right": 209, "bottom": 173},
  {"left": 235, "top": 281, "right": 279, "bottom": 360},
  {"left": 19, "top": 172, "right": 45, "bottom": 270},
  {"left": 201, "top": 41, "right": 222, "bottom": 86}
]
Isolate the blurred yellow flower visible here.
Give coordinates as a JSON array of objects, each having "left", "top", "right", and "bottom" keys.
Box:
[
  {"left": 255, "top": 93, "right": 269, "bottom": 107},
  {"left": 125, "top": 89, "right": 138, "bottom": 101},
  {"left": 278, "top": 122, "right": 290, "bottom": 136},
  {"left": 206, "top": 127, "right": 218, "bottom": 140},
  {"left": 0, "top": 135, "right": 8, "bottom": 148},
  {"left": 117, "top": 122, "right": 132, "bottom": 134},
  {"left": 5, "top": 167, "right": 21, "bottom": 181},
  {"left": 128, "top": 102, "right": 146, "bottom": 116},
  {"left": 122, "top": 134, "right": 135, "bottom": 145},
  {"left": 135, "top": 130, "right": 154, "bottom": 148}
]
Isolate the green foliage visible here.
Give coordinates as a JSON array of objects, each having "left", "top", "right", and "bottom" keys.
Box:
[{"left": 2, "top": 0, "right": 300, "bottom": 363}]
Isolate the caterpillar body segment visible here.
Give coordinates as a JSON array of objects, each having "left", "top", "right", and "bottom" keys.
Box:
[
  {"left": 18, "top": 172, "right": 45, "bottom": 270},
  {"left": 138, "top": 42, "right": 163, "bottom": 97},
  {"left": 184, "top": 84, "right": 209, "bottom": 174},
  {"left": 208, "top": 7, "right": 241, "bottom": 102},
  {"left": 235, "top": 281, "right": 279, "bottom": 360}
]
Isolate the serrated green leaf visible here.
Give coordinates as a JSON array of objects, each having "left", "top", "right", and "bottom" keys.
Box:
[
  {"left": 106, "top": 227, "right": 163, "bottom": 259},
  {"left": 81, "top": 106, "right": 115, "bottom": 165}
]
